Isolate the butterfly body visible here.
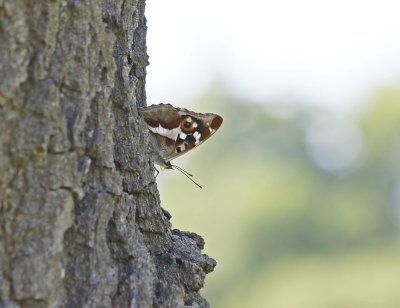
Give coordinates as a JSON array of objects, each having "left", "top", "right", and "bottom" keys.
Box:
[{"left": 139, "top": 104, "right": 223, "bottom": 169}]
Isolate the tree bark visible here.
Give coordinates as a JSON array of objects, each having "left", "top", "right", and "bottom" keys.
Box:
[{"left": 0, "top": 1, "right": 215, "bottom": 307}]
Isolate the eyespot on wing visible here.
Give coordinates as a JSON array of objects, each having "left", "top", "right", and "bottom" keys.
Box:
[{"left": 181, "top": 117, "right": 196, "bottom": 133}]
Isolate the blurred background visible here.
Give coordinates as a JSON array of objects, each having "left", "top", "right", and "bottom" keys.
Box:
[{"left": 146, "top": 1, "right": 400, "bottom": 307}]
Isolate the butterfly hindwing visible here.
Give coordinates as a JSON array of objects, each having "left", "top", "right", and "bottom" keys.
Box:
[{"left": 139, "top": 104, "right": 223, "bottom": 167}]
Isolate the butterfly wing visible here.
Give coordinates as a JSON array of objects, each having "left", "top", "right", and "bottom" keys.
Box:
[
  {"left": 163, "top": 109, "right": 223, "bottom": 162},
  {"left": 139, "top": 104, "right": 223, "bottom": 165}
]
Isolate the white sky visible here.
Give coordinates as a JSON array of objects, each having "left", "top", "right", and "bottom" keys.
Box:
[{"left": 146, "top": 0, "right": 400, "bottom": 110}]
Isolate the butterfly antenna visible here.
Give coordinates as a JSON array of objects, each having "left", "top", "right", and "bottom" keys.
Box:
[
  {"left": 172, "top": 165, "right": 202, "bottom": 189},
  {"left": 172, "top": 164, "right": 193, "bottom": 177}
]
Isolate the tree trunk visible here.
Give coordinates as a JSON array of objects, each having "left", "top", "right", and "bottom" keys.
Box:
[{"left": 0, "top": 1, "right": 215, "bottom": 307}]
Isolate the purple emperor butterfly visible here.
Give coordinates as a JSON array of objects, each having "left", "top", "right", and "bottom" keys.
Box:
[{"left": 139, "top": 104, "right": 223, "bottom": 187}]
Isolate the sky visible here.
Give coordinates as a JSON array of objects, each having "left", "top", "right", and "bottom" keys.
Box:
[{"left": 146, "top": 0, "right": 400, "bottom": 111}]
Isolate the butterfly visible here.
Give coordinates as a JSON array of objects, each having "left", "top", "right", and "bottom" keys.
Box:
[{"left": 139, "top": 104, "right": 223, "bottom": 187}]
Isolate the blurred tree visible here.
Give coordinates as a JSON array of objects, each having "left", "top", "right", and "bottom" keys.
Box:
[{"left": 160, "top": 85, "right": 400, "bottom": 308}]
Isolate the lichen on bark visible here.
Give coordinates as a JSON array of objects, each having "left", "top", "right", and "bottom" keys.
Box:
[{"left": 0, "top": 1, "right": 216, "bottom": 307}]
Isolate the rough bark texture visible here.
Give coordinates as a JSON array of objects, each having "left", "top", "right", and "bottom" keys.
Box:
[{"left": 0, "top": 1, "right": 216, "bottom": 307}]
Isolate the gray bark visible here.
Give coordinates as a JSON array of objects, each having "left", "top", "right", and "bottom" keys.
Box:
[{"left": 0, "top": 1, "right": 216, "bottom": 307}]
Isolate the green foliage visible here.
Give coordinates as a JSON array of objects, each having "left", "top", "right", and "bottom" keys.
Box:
[{"left": 158, "top": 85, "right": 400, "bottom": 308}]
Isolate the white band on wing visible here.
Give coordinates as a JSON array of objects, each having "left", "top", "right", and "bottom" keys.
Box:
[{"left": 149, "top": 124, "right": 180, "bottom": 141}]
